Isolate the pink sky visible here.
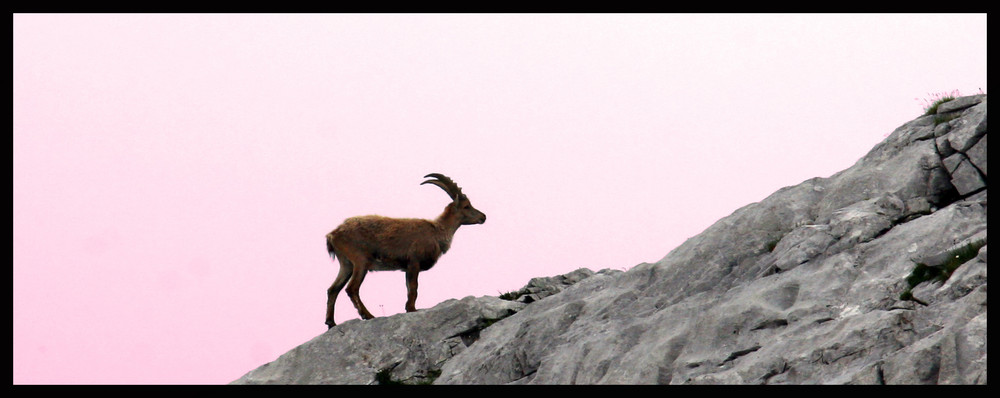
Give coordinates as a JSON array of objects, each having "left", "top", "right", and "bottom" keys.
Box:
[{"left": 13, "top": 14, "right": 986, "bottom": 384}]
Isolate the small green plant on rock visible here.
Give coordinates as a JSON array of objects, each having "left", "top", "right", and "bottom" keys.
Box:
[
  {"left": 933, "top": 112, "right": 961, "bottom": 126},
  {"left": 764, "top": 237, "right": 782, "bottom": 253},
  {"left": 498, "top": 290, "right": 524, "bottom": 301},
  {"left": 375, "top": 367, "right": 442, "bottom": 385},
  {"left": 899, "top": 239, "right": 986, "bottom": 305},
  {"left": 918, "top": 89, "right": 961, "bottom": 116},
  {"left": 374, "top": 367, "right": 402, "bottom": 385}
]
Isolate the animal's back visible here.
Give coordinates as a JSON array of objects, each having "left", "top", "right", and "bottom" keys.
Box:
[{"left": 326, "top": 215, "right": 439, "bottom": 266}]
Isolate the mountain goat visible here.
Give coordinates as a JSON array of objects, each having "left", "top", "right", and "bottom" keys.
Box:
[{"left": 324, "top": 173, "right": 486, "bottom": 328}]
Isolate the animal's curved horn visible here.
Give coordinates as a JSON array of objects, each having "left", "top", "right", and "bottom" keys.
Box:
[{"left": 421, "top": 173, "right": 462, "bottom": 201}]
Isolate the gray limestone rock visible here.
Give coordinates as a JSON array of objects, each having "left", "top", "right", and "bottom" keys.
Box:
[
  {"left": 232, "top": 296, "right": 526, "bottom": 384},
  {"left": 949, "top": 157, "right": 986, "bottom": 196},
  {"left": 233, "top": 95, "right": 987, "bottom": 385},
  {"left": 966, "top": 134, "right": 986, "bottom": 177},
  {"left": 943, "top": 99, "right": 987, "bottom": 153},
  {"left": 935, "top": 94, "right": 985, "bottom": 114},
  {"left": 510, "top": 267, "right": 607, "bottom": 304}
]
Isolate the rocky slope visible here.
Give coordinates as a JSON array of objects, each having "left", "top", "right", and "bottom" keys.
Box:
[{"left": 233, "top": 95, "right": 987, "bottom": 384}]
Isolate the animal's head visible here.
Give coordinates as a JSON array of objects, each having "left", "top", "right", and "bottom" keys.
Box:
[{"left": 421, "top": 173, "right": 487, "bottom": 225}]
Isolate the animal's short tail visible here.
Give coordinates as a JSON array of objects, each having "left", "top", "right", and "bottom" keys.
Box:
[{"left": 325, "top": 232, "right": 337, "bottom": 261}]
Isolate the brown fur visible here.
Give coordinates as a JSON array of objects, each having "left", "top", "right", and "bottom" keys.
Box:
[{"left": 324, "top": 174, "right": 485, "bottom": 328}]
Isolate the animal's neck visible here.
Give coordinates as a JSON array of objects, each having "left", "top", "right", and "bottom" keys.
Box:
[{"left": 435, "top": 204, "right": 463, "bottom": 244}]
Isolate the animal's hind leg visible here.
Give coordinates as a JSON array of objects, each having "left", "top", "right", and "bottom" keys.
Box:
[
  {"left": 344, "top": 259, "right": 376, "bottom": 320},
  {"left": 325, "top": 257, "right": 353, "bottom": 328}
]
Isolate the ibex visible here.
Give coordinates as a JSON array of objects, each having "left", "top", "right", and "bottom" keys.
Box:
[{"left": 324, "top": 173, "right": 486, "bottom": 328}]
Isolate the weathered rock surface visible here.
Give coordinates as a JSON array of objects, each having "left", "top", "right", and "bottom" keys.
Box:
[
  {"left": 233, "top": 95, "right": 987, "bottom": 385},
  {"left": 234, "top": 295, "right": 528, "bottom": 384}
]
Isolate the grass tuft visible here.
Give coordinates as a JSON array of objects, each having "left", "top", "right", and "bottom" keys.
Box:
[
  {"left": 498, "top": 290, "right": 524, "bottom": 301},
  {"left": 375, "top": 367, "right": 442, "bottom": 385},
  {"left": 917, "top": 89, "right": 961, "bottom": 116},
  {"left": 899, "top": 239, "right": 986, "bottom": 305}
]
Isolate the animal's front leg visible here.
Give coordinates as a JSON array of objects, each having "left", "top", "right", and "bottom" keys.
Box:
[{"left": 404, "top": 264, "right": 420, "bottom": 313}]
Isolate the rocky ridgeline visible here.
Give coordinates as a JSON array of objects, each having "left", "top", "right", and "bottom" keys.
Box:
[{"left": 233, "top": 95, "right": 986, "bottom": 384}]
